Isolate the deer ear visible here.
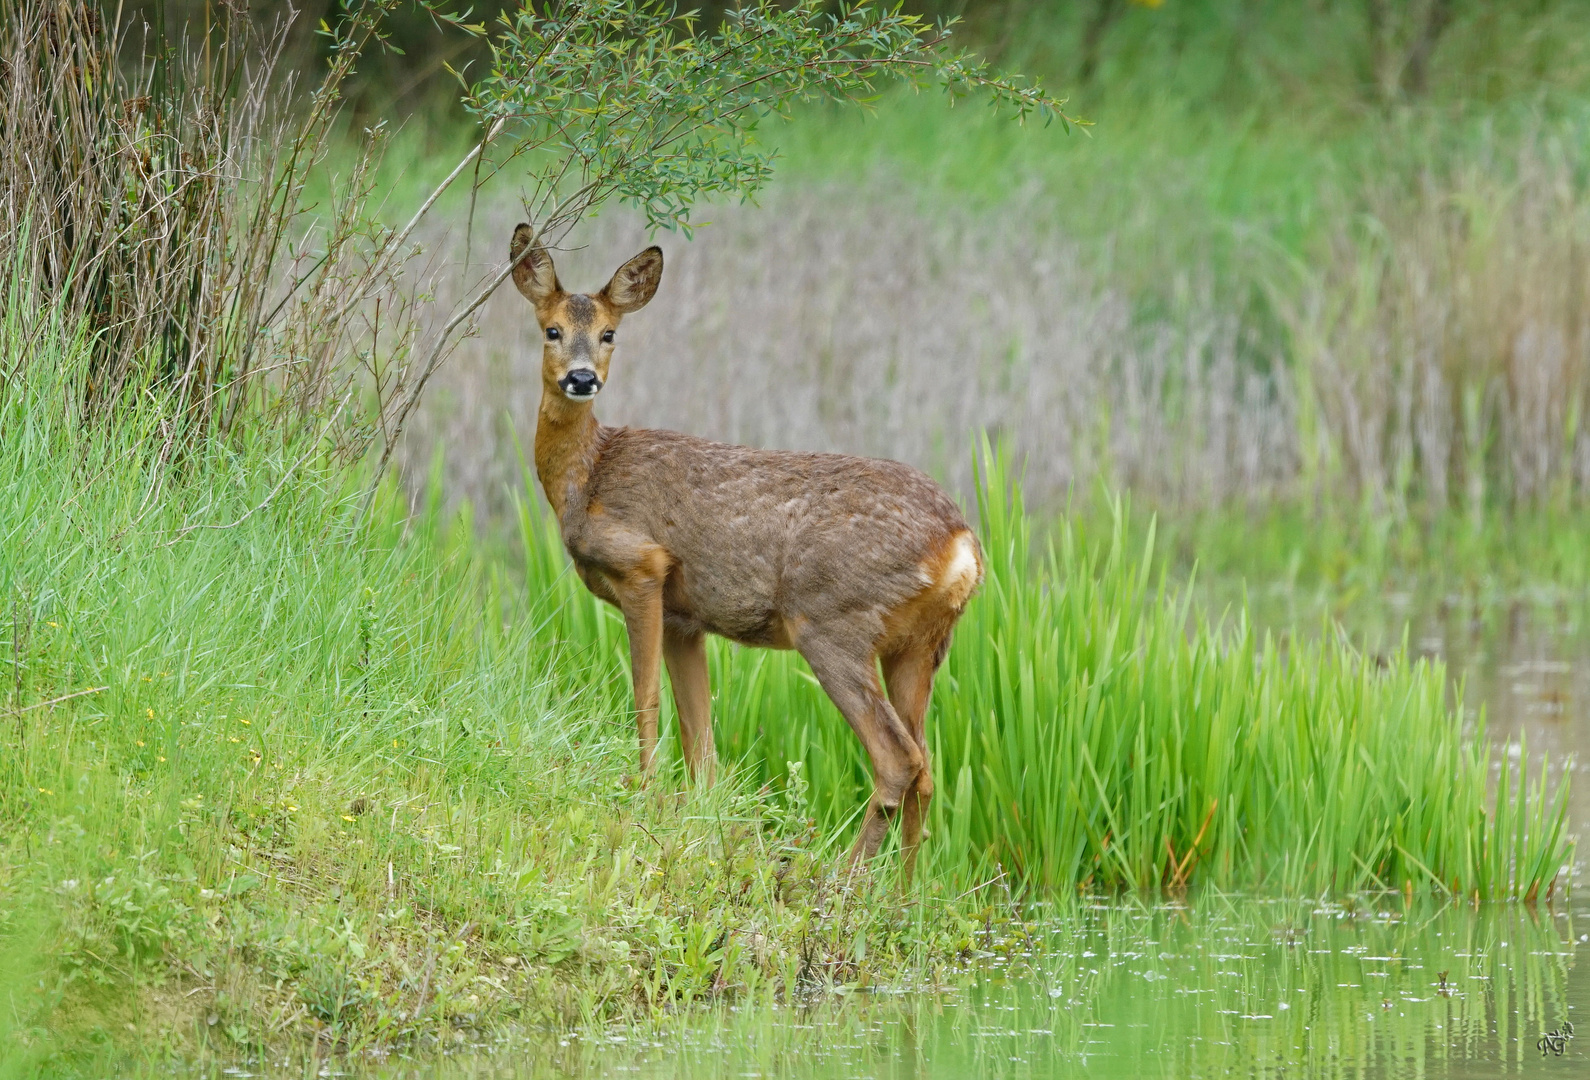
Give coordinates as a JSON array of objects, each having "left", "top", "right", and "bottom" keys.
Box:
[
  {"left": 600, "top": 246, "right": 663, "bottom": 314},
  {"left": 509, "top": 223, "right": 560, "bottom": 306}
]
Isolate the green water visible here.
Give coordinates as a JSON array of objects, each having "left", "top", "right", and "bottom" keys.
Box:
[{"left": 217, "top": 895, "right": 1585, "bottom": 1079}]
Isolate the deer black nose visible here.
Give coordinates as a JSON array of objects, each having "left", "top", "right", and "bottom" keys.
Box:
[{"left": 560, "top": 368, "right": 601, "bottom": 399}]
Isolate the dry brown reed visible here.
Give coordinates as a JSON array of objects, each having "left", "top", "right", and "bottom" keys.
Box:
[
  {"left": 0, "top": 0, "right": 447, "bottom": 469},
  {"left": 405, "top": 132, "right": 1590, "bottom": 524},
  {"left": 401, "top": 185, "right": 1297, "bottom": 518},
  {"left": 14, "top": 5, "right": 1585, "bottom": 525},
  {"left": 1283, "top": 127, "right": 1590, "bottom": 516}
]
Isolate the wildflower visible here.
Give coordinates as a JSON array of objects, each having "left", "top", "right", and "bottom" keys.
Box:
[
  {"left": 136, "top": 740, "right": 145, "bottom": 747},
  {"left": 158, "top": 756, "right": 167, "bottom": 762},
  {"left": 37, "top": 787, "right": 53, "bottom": 795},
  {"left": 342, "top": 815, "right": 356, "bottom": 823},
  {"left": 146, "top": 708, "right": 154, "bottom": 719},
  {"left": 228, "top": 737, "right": 241, "bottom": 744},
  {"left": 239, "top": 718, "right": 250, "bottom": 726},
  {"left": 47, "top": 621, "right": 58, "bottom": 628}
]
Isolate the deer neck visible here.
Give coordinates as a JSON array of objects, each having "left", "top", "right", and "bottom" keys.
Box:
[{"left": 534, "top": 392, "right": 603, "bottom": 521}]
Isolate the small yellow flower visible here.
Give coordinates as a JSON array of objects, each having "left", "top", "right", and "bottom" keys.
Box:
[
  {"left": 341, "top": 815, "right": 356, "bottom": 822},
  {"left": 136, "top": 740, "right": 145, "bottom": 747},
  {"left": 37, "top": 787, "right": 53, "bottom": 795},
  {"left": 47, "top": 621, "right": 58, "bottom": 628},
  {"left": 157, "top": 756, "right": 167, "bottom": 762},
  {"left": 239, "top": 718, "right": 250, "bottom": 726},
  {"left": 228, "top": 737, "right": 241, "bottom": 744},
  {"left": 146, "top": 708, "right": 154, "bottom": 719}
]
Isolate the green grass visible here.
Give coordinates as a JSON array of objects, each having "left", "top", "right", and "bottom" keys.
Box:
[
  {"left": 0, "top": 317, "right": 1572, "bottom": 1073},
  {"left": 767, "top": 85, "right": 1590, "bottom": 321},
  {"left": 0, "top": 316, "right": 980, "bottom": 1072}
]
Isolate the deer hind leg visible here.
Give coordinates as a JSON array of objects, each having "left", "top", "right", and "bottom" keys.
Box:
[
  {"left": 797, "top": 633, "right": 924, "bottom": 866},
  {"left": 881, "top": 637, "right": 945, "bottom": 882},
  {"left": 662, "top": 624, "right": 716, "bottom": 785}
]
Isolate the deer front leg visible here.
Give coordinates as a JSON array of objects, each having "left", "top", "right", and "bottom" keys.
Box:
[
  {"left": 663, "top": 624, "right": 716, "bottom": 785},
  {"left": 612, "top": 549, "right": 671, "bottom": 779}
]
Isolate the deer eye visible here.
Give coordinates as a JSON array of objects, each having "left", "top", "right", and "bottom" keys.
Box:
[
  {"left": 545, "top": 327, "right": 560, "bottom": 341},
  {"left": 601, "top": 329, "right": 615, "bottom": 344}
]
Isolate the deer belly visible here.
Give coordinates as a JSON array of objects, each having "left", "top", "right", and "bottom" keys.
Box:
[
  {"left": 717, "top": 612, "right": 797, "bottom": 649},
  {"left": 664, "top": 568, "right": 793, "bottom": 649},
  {"left": 572, "top": 561, "right": 621, "bottom": 606}
]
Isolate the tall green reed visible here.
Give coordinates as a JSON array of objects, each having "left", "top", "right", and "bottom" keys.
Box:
[{"left": 518, "top": 448, "right": 1574, "bottom": 898}]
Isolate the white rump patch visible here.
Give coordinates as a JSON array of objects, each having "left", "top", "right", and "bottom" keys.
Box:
[{"left": 936, "top": 532, "right": 981, "bottom": 607}]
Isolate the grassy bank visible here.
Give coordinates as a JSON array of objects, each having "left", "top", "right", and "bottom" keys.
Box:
[{"left": 0, "top": 324, "right": 982, "bottom": 1073}]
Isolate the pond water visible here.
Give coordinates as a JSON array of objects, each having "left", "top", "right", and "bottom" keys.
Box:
[{"left": 268, "top": 896, "right": 1585, "bottom": 1080}]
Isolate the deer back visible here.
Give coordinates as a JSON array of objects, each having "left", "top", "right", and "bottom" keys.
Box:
[{"left": 565, "top": 427, "right": 980, "bottom": 650}]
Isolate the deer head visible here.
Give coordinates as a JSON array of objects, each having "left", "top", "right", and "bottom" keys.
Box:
[{"left": 509, "top": 223, "right": 664, "bottom": 403}]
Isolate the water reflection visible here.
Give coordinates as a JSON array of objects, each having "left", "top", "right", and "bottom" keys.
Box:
[{"left": 300, "top": 897, "right": 1583, "bottom": 1080}]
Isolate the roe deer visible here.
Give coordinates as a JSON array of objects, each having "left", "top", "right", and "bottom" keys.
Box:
[{"left": 510, "top": 225, "right": 982, "bottom": 872}]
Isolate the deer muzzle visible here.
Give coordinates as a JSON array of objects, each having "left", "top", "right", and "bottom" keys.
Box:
[{"left": 559, "top": 368, "right": 602, "bottom": 401}]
